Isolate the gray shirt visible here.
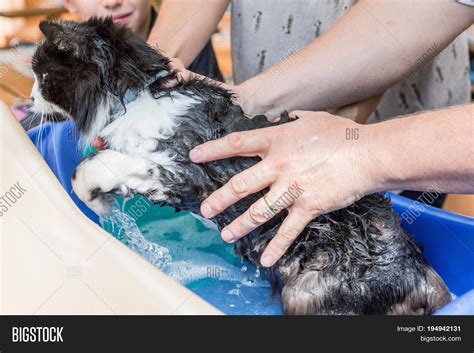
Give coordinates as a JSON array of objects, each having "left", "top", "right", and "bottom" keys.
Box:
[{"left": 230, "top": 0, "right": 470, "bottom": 122}]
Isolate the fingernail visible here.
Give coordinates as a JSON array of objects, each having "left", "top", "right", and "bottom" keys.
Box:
[
  {"left": 189, "top": 148, "right": 201, "bottom": 162},
  {"left": 261, "top": 254, "right": 275, "bottom": 267},
  {"left": 221, "top": 228, "right": 234, "bottom": 242},
  {"left": 201, "top": 202, "right": 213, "bottom": 218}
]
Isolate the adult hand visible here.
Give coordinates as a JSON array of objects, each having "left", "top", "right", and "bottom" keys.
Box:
[{"left": 189, "top": 111, "right": 380, "bottom": 267}]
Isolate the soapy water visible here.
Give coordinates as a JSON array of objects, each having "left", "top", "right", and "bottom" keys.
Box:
[
  {"left": 98, "top": 197, "right": 457, "bottom": 315},
  {"left": 100, "top": 196, "right": 282, "bottom": 315},
  {"left": 101, "top": 207, "right": 172, "bottom": 270}
]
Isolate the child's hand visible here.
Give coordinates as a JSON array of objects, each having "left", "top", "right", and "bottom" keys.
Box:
[{"left": 160, "top": 58, "right": 195, "bottom": 88}]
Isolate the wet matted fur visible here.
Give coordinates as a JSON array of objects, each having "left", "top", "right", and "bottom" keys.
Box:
[{"left": 32, "top": 18, "right": 451, "bottom": 315}]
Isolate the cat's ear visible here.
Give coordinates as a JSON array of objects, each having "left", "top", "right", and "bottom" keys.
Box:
[
  {"left": 39, "top": 21, "right": 63, "bottom": 41},
  {"left": 39, "top": 21, "right": 83, "bottom": 57}
]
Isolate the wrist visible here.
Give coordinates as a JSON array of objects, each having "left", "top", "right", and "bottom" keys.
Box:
[
  {"left": 233, "top": 82, "right": 259, "bottom": 116},
  {"left": 363, "top": 122, "right": 400, "bottom": 194},
  {"left": 235, "top": 79, "right": 281, "bottom": 118}
]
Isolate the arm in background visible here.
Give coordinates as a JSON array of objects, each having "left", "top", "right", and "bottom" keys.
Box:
[
  {"left": 236, "top": 0, "right": 474, "bottom": 118},
  {"left": 148, "top": 0, "right": 229, "bottom": 68}
]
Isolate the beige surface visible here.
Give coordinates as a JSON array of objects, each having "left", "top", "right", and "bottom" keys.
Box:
[{"left": 0, "top": 101, "right": 221, "bottom": 315}]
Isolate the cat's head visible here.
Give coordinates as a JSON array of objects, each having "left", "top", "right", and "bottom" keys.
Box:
[{"left": 31, "top": 17, "right": 171, "bottom": 141}]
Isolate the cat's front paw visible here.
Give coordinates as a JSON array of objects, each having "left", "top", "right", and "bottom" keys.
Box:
[{"left": 72, "top": 150, "right": 154, "bottom": 215}]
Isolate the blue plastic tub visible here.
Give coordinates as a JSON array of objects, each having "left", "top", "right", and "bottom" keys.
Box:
[
  {"left": 28, "top": 122, "right": 474, "bottom": 315},
  {"left": 387, "top": 192, "right": 474, "bottom": 315}
]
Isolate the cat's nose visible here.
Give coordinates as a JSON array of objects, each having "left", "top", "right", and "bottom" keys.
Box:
[{"left": 31, "top": 97, "right": 35, "bottom": 103}]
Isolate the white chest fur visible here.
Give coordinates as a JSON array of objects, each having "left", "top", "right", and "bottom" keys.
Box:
[{"left": 100, "top": 90, "right": 200, "bottom": 166}]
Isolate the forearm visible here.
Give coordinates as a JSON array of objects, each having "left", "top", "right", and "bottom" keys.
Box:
[
  {"left": 237, "top": 0, "right": 473, "bottom": 117},
  {"left": 333, "top": 93, "right": 384, "bottom": 123},
  {"left": 148, "top": 0, "right": 229, "bottom": 67},
  {"left": 367, "top": 104, "right": 474, "bottom": 194}
]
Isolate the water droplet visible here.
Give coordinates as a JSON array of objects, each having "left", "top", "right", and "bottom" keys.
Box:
[{"left": 255, "top": 267, "right": 260, "bottom": 278}]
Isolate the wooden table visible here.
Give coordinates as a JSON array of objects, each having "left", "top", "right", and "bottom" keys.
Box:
[
  {"left": 0, "top": 57, "right": 34, "bottom": 106},
  {"left": 0, "top": 6, "right": 66, "bottom": 18}
]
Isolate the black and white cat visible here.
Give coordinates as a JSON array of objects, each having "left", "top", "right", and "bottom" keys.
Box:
[{"left": 31, "top": 17, "right": 451, "bottom": 315}]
